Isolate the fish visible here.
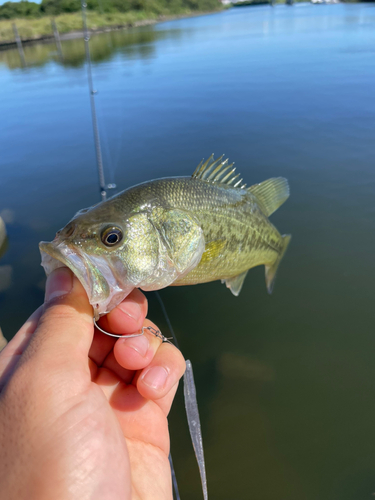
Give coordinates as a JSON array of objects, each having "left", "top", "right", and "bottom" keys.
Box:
[{"left": 39, "top": 154, "right": 291, "bottom": 319}]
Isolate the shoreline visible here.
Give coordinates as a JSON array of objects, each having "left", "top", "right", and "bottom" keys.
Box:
[{"left": 0, "top": 10, "right": 222, "bottom": 50}]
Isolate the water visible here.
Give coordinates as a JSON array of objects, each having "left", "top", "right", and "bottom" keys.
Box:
[{"left": 1, "top": 3, "right": 375, "bottom": 498}]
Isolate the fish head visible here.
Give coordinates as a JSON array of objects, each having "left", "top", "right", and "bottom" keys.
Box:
[
  {"left": 39, "top": 206, "right": 135, "bottom": 318},
  {"left": 39, "top": 204, "right": 205, "bottom": 318}
]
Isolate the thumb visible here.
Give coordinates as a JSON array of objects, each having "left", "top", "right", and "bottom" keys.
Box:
[{"left": 26, "top": 267, "right": 94, "bottom": 370}]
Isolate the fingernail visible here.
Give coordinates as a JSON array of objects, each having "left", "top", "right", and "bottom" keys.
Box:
[
  {"left": 118, "top": 301, "right": 142, "bottom": 322},
  {"left": 45, "top": 267, "right": 73, "bottom": 302},
  {"left": 123, "top": 334, "right": 149, "bottom": 357},
  {"left": 142, "top": 366, "right": 168, "bottom": 390}
]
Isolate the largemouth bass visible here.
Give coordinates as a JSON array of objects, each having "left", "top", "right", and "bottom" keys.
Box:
[{"left": 39, "top": 155, "right": 291, "bottom": 318}]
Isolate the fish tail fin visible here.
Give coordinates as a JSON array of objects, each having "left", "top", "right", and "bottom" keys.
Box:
[
  {"left": 265, "top": 234, "right": 291, "bottom": 294},
  {"left": 248, "top": 178, "right": 289, "bottom": 217}
]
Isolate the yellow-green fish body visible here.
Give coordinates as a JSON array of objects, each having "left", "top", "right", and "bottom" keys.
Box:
[{"left": 39, "top": 155, "right": 290, "bottom": 317}]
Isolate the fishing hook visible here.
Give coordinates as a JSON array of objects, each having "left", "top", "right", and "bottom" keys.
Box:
[{"left": 93, "top": 319, "right": 173, "bottom": 344}]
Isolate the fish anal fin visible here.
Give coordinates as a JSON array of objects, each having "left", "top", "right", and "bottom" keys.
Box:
[
  {"left": 200, "top": 240, "right": 227, "bottom": 264},
  {"left": 223, "top": 270, "right": 249, "bottom": 296},
  {"left": 248, "top": 178, "right": 290, "bottom": 217},
  {"left": 265, "top": 234, "right": 291, "bottom": 293}
]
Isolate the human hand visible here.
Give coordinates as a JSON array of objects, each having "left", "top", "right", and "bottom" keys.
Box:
[{"left": 0, "top": 268, "right": 185, "bottom": 500}]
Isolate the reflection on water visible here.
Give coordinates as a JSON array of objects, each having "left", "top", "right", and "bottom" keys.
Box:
[
  {"left": 0, "top": 265, "right": 12, "bottom": 293},
  {"left": 0, "top": 216, "right": 7, "bottom": 260},
  {"left": 218, "top": 352, "right": 275, "bottom": 381},
  {"left": 1, "top": 4, "right": 375, "bottom": 499},
  {"left": 0, "top": 26, "right": 181, "bottom": 69},
  {"left": 0, "top": 238, "right": 8, "bottom": 262},
  {"left": 0, "top": 209, "right": 15, "bottom": 225},
  {"left": 0, "top": 214, "right": 12, "bottom": 296}
]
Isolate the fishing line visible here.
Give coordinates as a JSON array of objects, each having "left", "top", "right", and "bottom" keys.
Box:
[
  {"left": 93, "top": 320, "right": 173, "bottom": 344},
  {"left": 155, "top": 291, "right": 179, "bottom": 349},
  {"left": 169, "top": 453, "right": 181, "bottom": 500},
  {"left": 155, "top": 291, "right": 208, "bottom": 500},
  {"left": 94, "top": 320, "right": 143, "bottom": 338}
]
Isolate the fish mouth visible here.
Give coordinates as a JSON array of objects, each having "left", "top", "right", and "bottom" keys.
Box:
[{"left": 39, "top": 240, "right": 134, "bottom": 319}]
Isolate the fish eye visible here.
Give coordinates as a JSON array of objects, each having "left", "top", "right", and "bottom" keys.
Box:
[{"left": 101, "top": 226, "right": 123, "bottom": 247}]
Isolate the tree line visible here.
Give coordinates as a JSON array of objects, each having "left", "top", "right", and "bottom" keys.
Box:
[{"left": 0, "top": 0, "right": 220, "bottom": 19}]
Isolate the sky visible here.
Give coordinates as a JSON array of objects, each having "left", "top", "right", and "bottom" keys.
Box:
[{"left": 0, "top": 0, "right": 42, "bottom": 5}]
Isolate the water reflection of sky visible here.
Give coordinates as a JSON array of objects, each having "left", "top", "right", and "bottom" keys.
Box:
[{"left": 1, "top": 4, "right": 375, "bottom": 499}]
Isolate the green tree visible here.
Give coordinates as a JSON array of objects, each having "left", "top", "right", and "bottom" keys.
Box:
[
  {"left": 40, "top": 0, "right": 81, "bottom": 15},
  {"left": 0, "top": 1, "right": 41, "bottom": 19}
]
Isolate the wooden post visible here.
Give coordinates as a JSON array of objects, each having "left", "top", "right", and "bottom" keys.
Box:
[
  {"left": 51, "top": 18, "right": 63, "bottom": 61},
  {"left": 12, "top": 23, "right": 26, "bottom": 67}
]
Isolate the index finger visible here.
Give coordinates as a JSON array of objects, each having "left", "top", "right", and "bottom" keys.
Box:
[
  {"left": 89, "top": 289, "right": 148, "bottom": 366},
  {"left": 98, "top": 288, "right": 148, "bottom": 335}
]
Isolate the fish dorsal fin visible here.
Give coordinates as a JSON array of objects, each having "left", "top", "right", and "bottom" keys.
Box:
[
  {"left": 222, "top": 270, "right": 249, "bottom": 296},
  {"left": 192, "top": 154, "right": 247, "bottom": 189},
  {"left": 248, "top": 177, "right": 289, "bottom": 217}
]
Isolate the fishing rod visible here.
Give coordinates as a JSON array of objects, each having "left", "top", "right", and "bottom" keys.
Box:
[{"left": 80, "top": 0, "right": 107, "bottom": 202}]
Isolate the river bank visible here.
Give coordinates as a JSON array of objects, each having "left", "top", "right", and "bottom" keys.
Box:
[{"left": 0, "top": 8, "right": 224, "bottom": 47}]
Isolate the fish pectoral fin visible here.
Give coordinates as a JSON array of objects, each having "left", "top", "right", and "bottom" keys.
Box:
[
  {"left": 265, "top": 234, "right": 291, "bottom": 293},
  {"left": 153, "top": 209, "right": 205, "bottom": 275},
  {"left": 248, "top": 178, "right": 289, "bottom": 217},
  {"left": 223, "top": 270, "right": 249, "bottom": 296}
]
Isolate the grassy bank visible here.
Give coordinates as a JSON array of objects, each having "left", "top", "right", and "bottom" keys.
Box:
[
  {"left": 0, "top": 11, "right": 159, "bottom": 42},
  {"left": 0, "top": 8, "right": 220, "bottom": 43}
]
